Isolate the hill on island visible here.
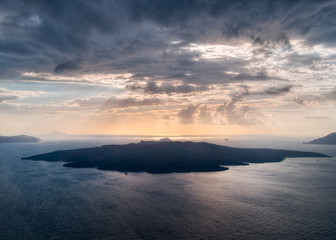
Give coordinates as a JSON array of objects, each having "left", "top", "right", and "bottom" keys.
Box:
[
  {"left": 22, "top": 140, "right": 328, "bottom": 174},
  {"left": 0, "top": 135, "right": 40, "bottom": 143},
  {"left": 304, "top": 132, "right": 336, "bottom": 145}
]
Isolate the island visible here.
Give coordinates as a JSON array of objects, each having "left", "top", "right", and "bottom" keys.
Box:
[
  {"left": 304, "top": 132, "right": 336, "bottom": 145},
  {"left": 22, "top": 140, "right": 329, "bottom": 173},
  {"left": 0, "top": 135, "right": 40, "bottom": 143}
]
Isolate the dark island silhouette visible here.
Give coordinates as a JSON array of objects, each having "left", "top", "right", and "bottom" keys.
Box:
[
  {"left": 304, "top": 132, "right": 336, "bottom": 145},
  {"left": 22, "top": 140, "right": 329, "bottom": 173},
  {"left": 0, "top": 135, "right": 40, "bottom": 143}
]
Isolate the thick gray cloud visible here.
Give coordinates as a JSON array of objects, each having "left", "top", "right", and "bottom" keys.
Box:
[
  {"left": 0, "top": 95, "right": 18, "bottom": 103},
  {"left": 0, "top": 0, "right": 335, "bottom": 86},
  {"left": 252, "top": 33, "right": 291, "bottom": 57},
  {"left": 198, "top": 105, "right": 213, "bottom": 124},
  {"left": 68, "top": 96, "right": 161, "bottom": 109},
  {"left": 260, "top": 85, "right": 293, "bottom": 95},
  {"left": 177, "top": 105, "right": 198, "bottom": 124},
  {"left": 233, "top": 84, "right": 293, "bottom": 97},
  {"left": 293, "top": 96, "right": 308, "bottom": 106},
  {"left": 127, "top": 81, "right": 209, "bottom": 95},
  {"left": 233, "top": 70, "right": 282, "bottom": 82},
  {"left": 54, "top": 62, "right": 81, "bottom": 74},
  {"left": 292, "top": 87, "right": 336, "bottom": 106},
  {"left": 215, "top": 94, "right": 257, "bottom": 125},
  {"left": 326, "top": 88, "right": 336, "bottom": 101},
  {"left": 175, "top": 84, "right": 293, "bottom": 125},
  {"left": 177, "top": 99, "right": 257, "bottom": 126}
]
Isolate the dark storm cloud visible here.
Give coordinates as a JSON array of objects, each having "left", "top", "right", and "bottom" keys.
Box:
[
  {"left": 126, "top": 67, "right": 282, "bottom": 95},
  {"left": 54, "top": 61, "right": 81, "bottom": 74},
  {"left": 126, "top": 0, "right": 336, "bottom": 44},
  {"left": 0, "top": 0, "right": 335, "bottom": 85}
]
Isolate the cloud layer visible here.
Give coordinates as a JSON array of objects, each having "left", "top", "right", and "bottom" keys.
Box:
[
  {"left": 0, "top": 0, "right": 335, "bottom": 135},
  {"left": 1, "top": 0, "right": 335, "bottom": 80}
]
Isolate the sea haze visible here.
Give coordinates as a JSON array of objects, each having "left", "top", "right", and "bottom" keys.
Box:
[{"left": 0, "top": 136, "right": 335, "bottom": 239}]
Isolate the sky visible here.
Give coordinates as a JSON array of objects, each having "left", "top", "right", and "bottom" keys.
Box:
[{"left": 0, "top": 0, "right": 335, "bottom": 137}]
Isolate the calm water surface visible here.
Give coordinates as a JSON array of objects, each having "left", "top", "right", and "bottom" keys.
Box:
[{"left": 0, "top": 137, "right": 335, "bottom": 239}]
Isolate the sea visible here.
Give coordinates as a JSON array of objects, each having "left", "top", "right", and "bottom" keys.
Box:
[{"left": 0, "top": 136, "right": 335, "bottom": 240}]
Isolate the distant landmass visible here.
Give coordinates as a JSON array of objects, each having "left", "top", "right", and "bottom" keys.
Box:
[
  {"left": 0, "top": 135, "right": 40, "bottom": 143},
  {"left": 22, "top": 140, "right": 328, "bottom": 173},
  {"left": 304, "top": 132, "right": 336, "bottom": 145},
  {"left": 158, "top": 137, "right": 172, "bottom": 142}
]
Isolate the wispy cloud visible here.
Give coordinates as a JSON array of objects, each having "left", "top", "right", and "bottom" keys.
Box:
[{"left": 0, "top": 88, "right": 43, "bottom": 103}]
